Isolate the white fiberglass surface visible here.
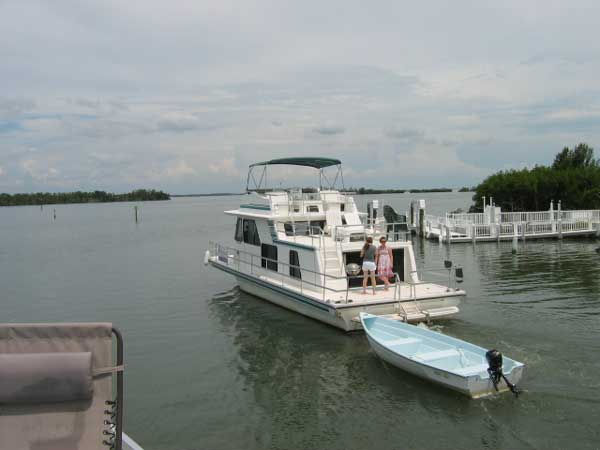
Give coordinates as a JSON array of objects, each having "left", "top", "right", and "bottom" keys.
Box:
[{"left": 365, "top": 316, "right": 519, "bottom": 375}]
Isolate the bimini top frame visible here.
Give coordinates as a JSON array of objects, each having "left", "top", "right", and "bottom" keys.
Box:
[{"left": 246, "top": 157, "right": 345, "bottom": 192}]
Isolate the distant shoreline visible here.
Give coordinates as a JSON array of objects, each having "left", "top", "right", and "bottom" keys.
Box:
[
  {"left": 171, "top": 193, "right": 245, "bottom": 197},
  {"left": 0, "top": 189, "right": 170, "bottom": 207},
  {"left": 173, "top": 188, "right": 473, "bottom": 197}
]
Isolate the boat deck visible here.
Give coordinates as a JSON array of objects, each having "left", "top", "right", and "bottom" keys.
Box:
[{"left": 257, "top": 271, "right": 461, "bottom": 306}]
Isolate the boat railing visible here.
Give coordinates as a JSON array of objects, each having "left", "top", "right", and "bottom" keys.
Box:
[
  {"left": 410, "top": 264, "right": 464, "bottom": 291},
  {"left": 210, "top": 240, "right": 362, "bottom": 302},
  {"left": 209, "top": 242, "right": 460, "bottom": 304},
  {"left": 331, "top": 221, "right": 410, "bottom": 243}
]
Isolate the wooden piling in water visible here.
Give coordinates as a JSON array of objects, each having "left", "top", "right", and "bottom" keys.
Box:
[{"left": 134, "top": 206, "right": 139, "bottom": 223}]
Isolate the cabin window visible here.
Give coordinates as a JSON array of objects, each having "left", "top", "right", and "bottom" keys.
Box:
[
  {"left": 261, "top": 244, "right": 278, "bottom": 271},
  {"left": 235, "top": 218, "right": 243, "bottom": 242},
  {"left": 340, "top": 203, "right": 345, "bottom": 212},
  {"left": 283, "top": 221, "right": 325, "bottom": 236},
  {"left": 289, "top": 250, "right": 301, "bottom": 279},
  {"left": 306, "top": 205, "right": 319, "bottom": 213},
  {"left": 243, "top": 219, "right": 261, "bottom": 246}
]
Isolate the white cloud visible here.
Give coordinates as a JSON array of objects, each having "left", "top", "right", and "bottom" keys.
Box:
[
  {"left": 208, "top": 158, "right": 239, "bottom": 177},
  {"left": 164, "top": 160, "right": 196, "bottom": 178},
  {"left": 156, "top": 112, "right": 203, "bottom": 132},
  {"left": 0, "top": 1, "right": 599, "bottom": 193}
]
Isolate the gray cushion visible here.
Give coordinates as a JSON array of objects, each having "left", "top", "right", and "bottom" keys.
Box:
[{"left": 0, "top": 352, "right": 93, "bottom": 404}]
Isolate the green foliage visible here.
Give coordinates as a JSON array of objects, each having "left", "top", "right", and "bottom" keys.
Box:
[
  {"left": 352, "top": 187, "right": 407, "bottom": 194},
  {"left": 0, "top": 189, "right": 170, "bottom": 207},
  {"left": 348, "top": 187, "right": 452, "bottom": 194},
  {"left": 470, "top": 144, "right": 600, "bottom": 212},
  {"left": 408, "top": 188, "right": 452, "bottom": 193},
  {"left": 552, "top": 143, "right": 598, "bottom": 170}
]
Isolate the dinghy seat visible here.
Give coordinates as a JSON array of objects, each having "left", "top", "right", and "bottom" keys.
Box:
[
  {"left": 385, "top": 337, "right": 421, "bottom": 346},
  {"left": 414, "top": 348, "right": 459, "bottom": 361},
  {"left": 452, "top": 363, "right": 489, "bottom": 376}
]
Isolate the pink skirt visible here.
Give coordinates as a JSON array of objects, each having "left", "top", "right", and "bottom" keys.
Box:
[{"left": 377, "top": 253, "right": 394, "bottom": 278}]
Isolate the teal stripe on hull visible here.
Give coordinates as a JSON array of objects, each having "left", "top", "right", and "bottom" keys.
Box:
[
  {"left": 210, "top": 261, "right": 332, "bottom": 312},
  {"left": 240, "top": 203, "right": 271, "bottom": 211}
]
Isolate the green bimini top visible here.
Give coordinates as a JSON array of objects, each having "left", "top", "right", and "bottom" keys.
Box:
[{"left": 249, "top": 157, "right": 341, "bottom": 169}]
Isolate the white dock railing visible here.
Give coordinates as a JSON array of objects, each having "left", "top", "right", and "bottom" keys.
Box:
[{"left": 424, "top": 207, "right": 600, "bottom": 243}]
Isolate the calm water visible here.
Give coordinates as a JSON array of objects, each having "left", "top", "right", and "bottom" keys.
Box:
[{"left": 2, "top": 193, "right": 599, "bottom": 450}]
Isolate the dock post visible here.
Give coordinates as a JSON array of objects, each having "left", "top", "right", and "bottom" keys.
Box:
[
  {"left": 471, "top": 224, "right": 476, "bottom": 244},
  {"left": 134, "top": 206, "right": 139, "bottom": 223},
  {"left": 522, "top": 222, "right": 526, "bottom": 242},
  {"left": 53, "top": 209, "right": 56, "bottom": 221},
  {"left": 445, "top": 225, "right": 451, "bottom": 244},
  {"left": 512, "top": 223, "right": 518, "bottom": 253},
  {"left": 558, "top": 201, "right": 563, "bottom": 239},
  {"left": 496, "top": 223, "right": 501, "bottom": 243},
  {"left": 419, "top": 208, "right": 425, "bottom": 237}
]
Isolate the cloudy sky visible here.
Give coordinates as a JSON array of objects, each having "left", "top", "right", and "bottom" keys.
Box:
[{"left": 1, "top": 0, "right": 599, "bottom": 193}]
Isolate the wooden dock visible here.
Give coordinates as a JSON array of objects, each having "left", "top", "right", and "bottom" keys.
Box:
[{"left": 409, "top": 200, "right": 600, "bottom": 244}]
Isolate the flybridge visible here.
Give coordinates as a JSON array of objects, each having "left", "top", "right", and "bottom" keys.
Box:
[{"left": 245, "top": 157, "right": 345, "bottom": 193}]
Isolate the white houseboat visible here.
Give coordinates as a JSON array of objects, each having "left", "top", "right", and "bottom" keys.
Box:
[{"left": 206, "top": 157, "right": 465, "bottom": 331}]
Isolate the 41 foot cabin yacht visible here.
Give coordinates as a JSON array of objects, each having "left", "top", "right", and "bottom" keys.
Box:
[{"left": 206, "top": 157, "right": 465, "bottom": 331}]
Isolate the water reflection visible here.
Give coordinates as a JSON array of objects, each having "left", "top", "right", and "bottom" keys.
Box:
[{"left": 207, "top": 287, "right": 514, "bottom": 449}]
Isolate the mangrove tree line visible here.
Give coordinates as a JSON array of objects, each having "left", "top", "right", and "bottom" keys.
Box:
[
  {"left": 0, "top": 189, "right": 170, "bottom": 206},
  {"left": 470, "top": 143, "right": 600, "bottom": 212}
]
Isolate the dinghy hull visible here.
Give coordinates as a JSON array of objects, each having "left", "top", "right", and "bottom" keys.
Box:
[{"left": 360, "top": 313, "right": 524, "bottom": 398}]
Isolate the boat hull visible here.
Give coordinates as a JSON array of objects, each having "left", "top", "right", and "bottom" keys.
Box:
[
  {"left": 365, "top": 333, "right": 524, "bottom": 398},
  {"left": 210, "top": 260, "right": 462, "bottom": 331},
  {"left": 361, "top": 314, "right": 524, "bottom": 398}
]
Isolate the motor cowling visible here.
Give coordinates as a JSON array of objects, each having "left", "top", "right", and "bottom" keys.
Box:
[{"left": 486, "top": 349, "right": 503, "bottom": 372}]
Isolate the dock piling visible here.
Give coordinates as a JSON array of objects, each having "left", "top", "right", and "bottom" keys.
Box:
[
  {"left": 134, "top": 206, "right": 139, "bottom": 223},
  {"left": 558, "top": 201, "right": 563, "bottom": 240}
]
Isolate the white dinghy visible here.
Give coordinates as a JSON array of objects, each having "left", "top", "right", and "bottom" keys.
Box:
[{"left": 360, "top": 313, "right": 524, "bottom": 398}]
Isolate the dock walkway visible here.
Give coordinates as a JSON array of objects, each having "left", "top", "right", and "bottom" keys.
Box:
[{"left": 409, "top": 200, "right": 600, "bottom": 244}]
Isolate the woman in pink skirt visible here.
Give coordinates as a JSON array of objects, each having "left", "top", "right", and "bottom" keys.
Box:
[{"left": 376, "top": 236, "right": 394, "bottom": 290}]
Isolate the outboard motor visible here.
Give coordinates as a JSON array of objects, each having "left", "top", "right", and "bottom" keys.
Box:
[
  {"left": 383, "top": 205, "right": 408, "bottom": 231},
  {"left": 486, "top": 349, "right": 520, "bottom": 397},
  {"left": 486, "top": 349, "right": 503, "bottom": 373},
  {"left": 455, "top": 267, "right": 464, "bottom": 283}
]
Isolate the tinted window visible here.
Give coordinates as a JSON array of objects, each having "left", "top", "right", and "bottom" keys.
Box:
[
  {"left": 235, "top": 218, "right": 243, "bottom": 242},
  {"left": 243, "top": 219, "right": 261, "bottom": 246},
  {"left": 306, "top": 205, "right": 319, "bottom": 213},
  {"left": 261, "top": 244, "right": 278, "bottom": 271},
  {"left": 289, "top": 250, "right": 301, "bottom": 279}
]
